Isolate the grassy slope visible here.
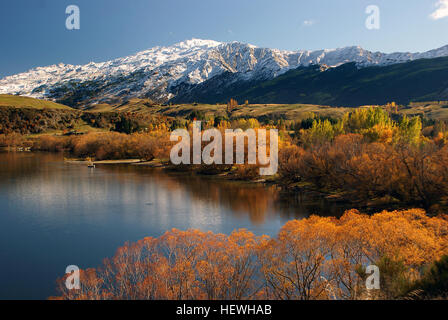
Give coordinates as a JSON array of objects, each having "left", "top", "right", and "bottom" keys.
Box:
[
  {"left": 0, "top": 94, "right": 72, "bottom": 110},
  {"left": 87, "top": 98, "right": 353, "bottom": 121},
  {"left": 400, "top": 101, "right": 448, "bottom": 121},
  {"left": 2, "top": 95, "right": 448, "bottom": 132},
  {"left": 85, "top": 98, "right": 448, "bottom": 121},
  {"left": 0, "top": 95, "right": 109, "bottom": 135}
]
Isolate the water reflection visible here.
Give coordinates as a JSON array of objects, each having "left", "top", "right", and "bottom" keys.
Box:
[
  {"left": 0, "top": 152, "right": 350, "bottom": 299},
  {"left": 0, "top": 152, "right": 349, "bottom": 225},
  {"left": 99, "top": 166, "right": 276, "bottom": 224}
]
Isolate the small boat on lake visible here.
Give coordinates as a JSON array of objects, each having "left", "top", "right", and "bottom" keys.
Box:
[{"left": 87, "top": 158, "right": 96, "bottom": 168}]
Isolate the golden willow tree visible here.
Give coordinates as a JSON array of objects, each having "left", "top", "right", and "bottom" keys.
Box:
[{"left": 52, "top": 209, "right": 448, "bottom": 300}]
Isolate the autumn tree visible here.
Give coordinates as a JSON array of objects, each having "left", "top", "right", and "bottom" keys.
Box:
[
  {"left": 227, "top": 98, "right": 238, "bottom": 114},
  {"left": 53, "top": 209, "right": 448, "bottom": 300}
]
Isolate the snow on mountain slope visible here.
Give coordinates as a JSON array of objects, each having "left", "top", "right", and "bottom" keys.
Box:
[{"left": 1, "top": 39, "right": 447, "bottom": 106}]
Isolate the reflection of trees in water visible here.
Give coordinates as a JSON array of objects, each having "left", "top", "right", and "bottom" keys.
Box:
[
  {"left": 100, "top": 165, "right": 275, "bottom": 224},
  {"left": 169, "top": 176, "right": 275, "bottom": 225},
  {"left": 94, "top": 165, "right": 357, "bottom": 224},
  {"left": 0, "top": 152, "right": 63, "bottom": 181},
  {"left": 273, "top": 191, "right": 352, "bottom": 220},
  {"left": 1, "top": 153, "right": 355, "bottom": 225},
  {"left": 112, "top": 165, "right": 361, "bottom": 223},
  {"left": 161, "top": 175, "right": 361, "bottom": 223},
  {"left": 98, "top": 165, "right": 275, "bottom": 224}
]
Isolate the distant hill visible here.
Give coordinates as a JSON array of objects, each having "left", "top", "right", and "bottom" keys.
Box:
[
  {"left": 171, "top": 56, "right": 448, "bottom": 107},
  {"left": 0, "top": 95, "right": 72, "bottom": 110}
]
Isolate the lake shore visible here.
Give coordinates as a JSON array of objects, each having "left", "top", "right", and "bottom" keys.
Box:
[
  {"left": 64, "top": 157, "right": 165, "bottom": 167},
  {"left": 62, "top": 155, "right": 411, "bottom": 214}
]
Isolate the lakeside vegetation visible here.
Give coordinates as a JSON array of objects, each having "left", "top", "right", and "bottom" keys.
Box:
[
  {"left": 2, "top": 95, "right": 448, "bottom": 299},
  {"left": 2, "top": 97, "right": 448, "bottom": 213},
  {"left": 52, "top": 209, "right": 448, "bottom": 300}
]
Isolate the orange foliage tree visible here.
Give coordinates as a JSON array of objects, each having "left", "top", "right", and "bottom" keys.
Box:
[
  {"left": 52, "top": 209, "right": 448, "bottom": 300},
  {"left": 279, "top": 134, "right": 448, "bottom": 211},
  {"left": 54, "top": 229, "right": 264, "bottom": 300}
]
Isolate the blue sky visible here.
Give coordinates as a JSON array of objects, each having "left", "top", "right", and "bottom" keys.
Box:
[{"left": 0, "top": 0, "right": 447, "bottom": 78}]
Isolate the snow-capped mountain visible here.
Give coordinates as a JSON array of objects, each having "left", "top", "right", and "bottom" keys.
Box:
[{"left": 1, "top": 39, "right": 448, "bottom": 106}]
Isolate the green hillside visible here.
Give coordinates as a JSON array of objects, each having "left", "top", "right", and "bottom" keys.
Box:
[
  {"left": 0, "top": 94, "right": 72, "bottom": 110},
  {"left": 233, "top": 57, "right": 448, "bottom": 106}
]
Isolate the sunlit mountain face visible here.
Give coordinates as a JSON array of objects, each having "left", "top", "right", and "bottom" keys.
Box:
[{"left": 1, "top": 39, "right": 447, "bottom": 107}]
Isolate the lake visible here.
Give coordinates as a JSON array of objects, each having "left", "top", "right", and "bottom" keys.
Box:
[{"left": 0, "top": 152, "right": 347, "bottom": 299}]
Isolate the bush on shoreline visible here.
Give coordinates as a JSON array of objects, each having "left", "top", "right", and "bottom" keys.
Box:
[
  {"left": 51, "top": 209, "right": 448, "bottom": 300},
  {"left": 278, "top": 135, "right": 448, "bottom": 211},
  {"left": 31, "top": 131, "right": 171, "bottom": 161}
]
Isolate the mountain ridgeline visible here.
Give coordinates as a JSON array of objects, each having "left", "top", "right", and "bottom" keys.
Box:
[
  {"left": 170, "top": 56, "right": 448, "bottom": 107},
  {"left": 1, "top": 39, "right": 448, "bottom": 107}
]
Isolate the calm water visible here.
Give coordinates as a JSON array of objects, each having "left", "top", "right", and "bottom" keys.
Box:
[{"left": 0, "top": 152, "right": 347, "bottom": 299}]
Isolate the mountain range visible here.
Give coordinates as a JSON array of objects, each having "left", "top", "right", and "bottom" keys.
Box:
[{"left": 1, "top": 39, "right": 448, "bottom": 107}]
